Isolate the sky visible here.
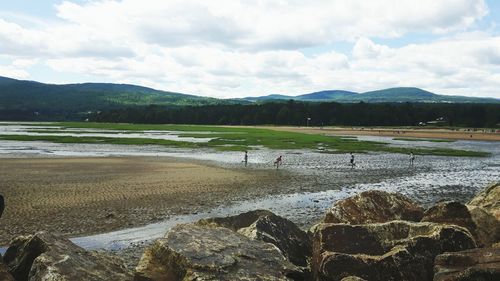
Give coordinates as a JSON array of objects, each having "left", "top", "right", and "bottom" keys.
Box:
[{"left": 0, "top": 0, "right": 499, "bottom": 99}]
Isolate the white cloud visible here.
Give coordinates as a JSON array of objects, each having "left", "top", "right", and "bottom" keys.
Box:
[
  {"left": 353, "top": 38, "right": 392, "bottom": 59},
  {"left": 0, "top": 0, "right": 498, "bottom": 98},
  {"left": 50, "top": 0, "right": 488, "bottom": 49},
  {"left": 0, "top": 58, "right": 32, "bottom": 79}
]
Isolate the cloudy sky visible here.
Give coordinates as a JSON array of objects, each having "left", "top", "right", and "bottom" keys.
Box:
[{"left": 1, "top": 0, "right": 499, "bottom": 98}]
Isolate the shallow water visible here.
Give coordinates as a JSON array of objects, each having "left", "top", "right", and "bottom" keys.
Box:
[
  {"left": 71, "top": 189, "right": 350, "bottom": 250},
  {"left": 1, "top": 124, "right": 499, "bottom": 252},
  {"left": 0, "top": 125, "right": 214, "bottom": 143}
]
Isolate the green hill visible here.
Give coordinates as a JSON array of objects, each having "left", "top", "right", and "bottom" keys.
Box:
[
  {"left": 245, "top": 87, "right": 499, "bottom": 103},
  {"left": 0, "top": 76, "right": 231, "bottom": 111},
  {"left": 244, "top": 90, "right": 358, "bottom": 102},
  {"left": 0, "top": 76, "right": 248, "bottom": 120}
]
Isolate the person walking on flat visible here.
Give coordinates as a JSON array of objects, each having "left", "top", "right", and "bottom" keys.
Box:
[
  {"left": 350, "top": 152, "right": 356, "bottom": 168},
  {"left": 244, "top": 151, "right": 248, "bottom": 167},
  {"left": 274, "top": 155, "right": 283, "bottom": 169},
  {"left": 409, "top": 151, "right": 415, "bottom": 166}
]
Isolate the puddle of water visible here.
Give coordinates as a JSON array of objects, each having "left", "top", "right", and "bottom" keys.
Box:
[{"left": 0, "top": 125, "right": 214, "bottom": 143}]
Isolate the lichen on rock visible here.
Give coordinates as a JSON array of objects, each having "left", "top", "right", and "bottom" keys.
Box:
[{"left": 323, "top": 190, "right": 424, "bottom": 224}]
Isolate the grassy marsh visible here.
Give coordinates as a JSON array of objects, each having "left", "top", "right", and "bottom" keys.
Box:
[{"left": 0, "top": 122, "right": 489, "bottom": 157}]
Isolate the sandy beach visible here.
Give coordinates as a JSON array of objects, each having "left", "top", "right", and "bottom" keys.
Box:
[
  {"left": 0, "top": 157, "right": 286, "bottom": 245},
  {"left": 259, "top": 126, "right": 500, "bottom": 141}
]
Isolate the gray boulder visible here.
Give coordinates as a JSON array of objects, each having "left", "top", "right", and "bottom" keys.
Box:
[
  {"left": 3, "top": 232, "right": 132, "bottom": 281},
  {"left": 135, "top": 223, "right": 301, "bottom": 281},
  {"left": 468, "top": 182, "right": 500, "bottom": 220},
  {"left": 312, "top": 221, "right": 476, "bottom": 281},
  {"left": 196, "top": 209, "right": 275, "bottom": 231},
  {"left": 434, "top": 247, "right": 500, "bottom": 281},
  {"left": 324, "top": 190, "right": 424, "bottom": 224},
  {"left": 238, "top": 213, "right": 312, "bottom": 267}
]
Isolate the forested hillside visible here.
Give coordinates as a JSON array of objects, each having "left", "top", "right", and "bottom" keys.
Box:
[
  {"left": 91, "top": 101, "right": 500, "bottom": 128},
  {"left": 0, "top": 76, "right": 235, "bottom": 120}
]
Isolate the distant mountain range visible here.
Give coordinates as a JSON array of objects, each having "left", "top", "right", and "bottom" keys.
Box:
[
  {"left": 0, "top": 76, "right": 498, "bottom": 120},
  {"left": 244, "top": 88, "right": 500, "bottom": 103}
]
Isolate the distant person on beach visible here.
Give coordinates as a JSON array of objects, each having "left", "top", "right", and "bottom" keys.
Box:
[
  {"left": 350, "top": 153, "right": 355, "bottom": 168},
  {"left": 0, "top": 194, "right": 4, "bottom": 219},
  {"left": 274, "top": 155, "right": 283, "bottom": 169},
  {"left": 244, "top": 151, "right": 248, "bottom": 167},
  {"left": 409, "top": 151, "right": 415, "bottom": 166}
]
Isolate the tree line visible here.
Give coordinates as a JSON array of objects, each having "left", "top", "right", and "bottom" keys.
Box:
[{"left": 90, "top": 101, "right": 500, "bottom": 128}]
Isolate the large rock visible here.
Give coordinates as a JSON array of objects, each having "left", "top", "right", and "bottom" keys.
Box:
[
  {"left": 3, "top": 232, "right": 132, "bottom": 281},
  {"left": 468, "top": 182, "right": 500, "bottom": 220},
  {"left": 0, "top": 259, "right": 15, "bottom": 281},
  {"left": 198, "top": 210, "right": 312, "bottom": 267},
  {"left": 434, "top": 247, "right": 500, "bottom": 281},
  {"left": 135, "top": 224, "right": 300, "bottom": 281},
  {"left": 238, "top": 213, "right": 312, "bottom": 267},
  {"left": 324, "top": 190, "right": 424, "bottom": 224},
  {"left": 312, "top": 221, "right": 476, "bottom": 281},
  {"left": 466, "top": 205, "right": 500, "bottom": 247},
  {"left": 421, "top": 201, "right": 479, "bottom": 244},
  {"left": 196, "top": 209, "right": 275, "bottom": 231}
]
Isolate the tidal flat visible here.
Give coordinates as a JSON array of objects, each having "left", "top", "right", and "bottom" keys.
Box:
[{"left": 0, "top": 122, "right": 490, "bottom": 156}]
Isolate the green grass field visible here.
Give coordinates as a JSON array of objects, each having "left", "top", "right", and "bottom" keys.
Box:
[{"left": 0, "top": 122, "right": 489, "bottom": 157}]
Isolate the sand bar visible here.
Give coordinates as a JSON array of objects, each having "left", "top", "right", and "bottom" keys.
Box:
[{"left": 0, "top": 157, "right": 283, "bottom": 245}]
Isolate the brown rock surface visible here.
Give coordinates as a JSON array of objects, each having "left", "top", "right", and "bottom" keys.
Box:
[
  {"left": 468, "top": 182, "right": 500, "bottom": 220},
  {"left": 324, "top": 190, "right": 424, "bottom": 224},
  {"left": 134, "top": 223, "right": 300, "bottom": 281},
  {"left": 466, "top": 205, "right": 500, "bottom": 247},
  {"left": 3, "top": 232, "right": 132, "bottom": 281},
  {"left": 434, "top": 247, "right": 500, "bottom": 281},
  {"left": 0, "top": 258, "right": 15, "bottom": 281},
  {"left": 238, "top": 213, "right": 312, "bottom": 267},
  {"left": 421, "top": 201, "right": 479, "bottom": 244},
  {"left": 312, "top": 221, "right": 476, "bottom": 281}
]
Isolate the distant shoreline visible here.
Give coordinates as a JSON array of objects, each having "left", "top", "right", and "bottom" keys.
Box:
[{"left": 253, "top": 126, "right": 500, "bottom": 141}]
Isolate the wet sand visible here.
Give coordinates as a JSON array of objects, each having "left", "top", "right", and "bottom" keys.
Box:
[
  {"left": 0, "top": 157, "right": 286, "bottom": 245},
  {"left": 256, "top": 126, "right": 500, "bottom": 141}
]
